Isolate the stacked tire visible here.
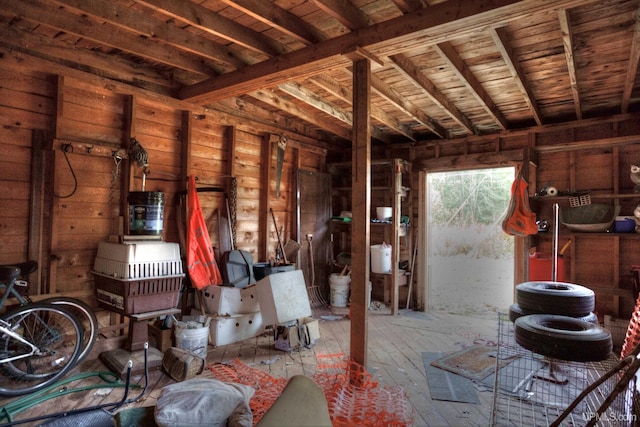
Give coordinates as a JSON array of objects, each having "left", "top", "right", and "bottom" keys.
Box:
[{"left": 511, "top": 281, "right": 612, "bottom": 362}]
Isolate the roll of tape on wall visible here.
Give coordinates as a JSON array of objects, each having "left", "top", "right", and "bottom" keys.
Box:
[{"left": 546, "top": 186, "right": 558, "bottom": 197}]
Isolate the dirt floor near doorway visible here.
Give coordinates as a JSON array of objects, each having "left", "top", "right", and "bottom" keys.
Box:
[{"left": 429, "top": 255, "right": 514, "bottom": 318}]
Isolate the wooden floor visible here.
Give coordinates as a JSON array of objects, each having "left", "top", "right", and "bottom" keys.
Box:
[{"left": 0, "top": 305, "right": 503, "bottom": 427}]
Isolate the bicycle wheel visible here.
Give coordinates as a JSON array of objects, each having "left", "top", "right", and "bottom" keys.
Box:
[
  {"left": 0, "top": 303, "right": 83, "bottom": 397},
  {"left": 42, "top": 296, "right": 98, "bottom": 363}
]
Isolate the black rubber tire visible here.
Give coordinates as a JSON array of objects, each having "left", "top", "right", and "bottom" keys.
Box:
[
  {"left": 508, "top": 303, "right": 598, "bottom": 324},
  {"left": 516, "top": 281, "right": 595, "bottom": 317},
  {"left": 514, "top": 314, "right": 612, "bottom": 362}
]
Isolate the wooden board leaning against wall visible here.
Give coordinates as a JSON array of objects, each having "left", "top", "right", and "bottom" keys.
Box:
[{"left": 0, "top": 65, "right": 328, "bottom": 313}]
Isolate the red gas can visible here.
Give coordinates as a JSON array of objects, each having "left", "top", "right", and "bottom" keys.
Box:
[{"left": 528, "top": 252, "right": 565, "bottom": 282}]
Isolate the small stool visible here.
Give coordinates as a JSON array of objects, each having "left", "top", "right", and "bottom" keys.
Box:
[{"left": 100, "top": 308, "right": 181, "bottom": 379}]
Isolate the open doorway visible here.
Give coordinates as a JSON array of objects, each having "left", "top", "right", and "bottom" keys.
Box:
[{"left": 425, "top": 167, "right": 515, "bottom": 316}]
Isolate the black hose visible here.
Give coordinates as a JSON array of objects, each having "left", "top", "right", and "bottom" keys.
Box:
[{"left": 54, "top": 145, "right": 78, "bottom": 199}]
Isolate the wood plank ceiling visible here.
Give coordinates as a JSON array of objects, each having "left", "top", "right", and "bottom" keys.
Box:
[{"left": 1, "top": 0, "right": 639, "bottom": 145}]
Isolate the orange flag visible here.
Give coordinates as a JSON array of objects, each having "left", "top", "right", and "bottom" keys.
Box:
[{"left": 186, "top": 175, "right": 222, "bottom": 290}]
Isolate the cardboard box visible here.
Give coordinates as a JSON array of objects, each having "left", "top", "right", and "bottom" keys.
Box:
[
  {"left": 196, "top": 284, "right": 260, "bottom": 315},
  {"left": 191, "top": 309, "right": 266, "bottom": 347},
  {"left": 274, "top": 317, "right": 320, "bottom": 352},
  {"left": 148, "top": 321, "right": 173, "bottom": 353},
  {"left": 256, "top": 270, "right": 311, "bottom": 325}
]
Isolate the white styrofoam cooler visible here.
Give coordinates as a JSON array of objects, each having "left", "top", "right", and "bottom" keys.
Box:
[
  {"left": 191, "top": 309, "right": 265, "bottom": 347},
  {"left": 195, "top": 285, "right": 260, "bottom": 315},
  {"left": 94, "top": 241, "right": 183, "bottom": 279},
  {"left": 255, "top": 269, "right": 311, "bottom": 325}
]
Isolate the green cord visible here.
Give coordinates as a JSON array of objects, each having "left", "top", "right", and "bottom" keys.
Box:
[{"left": 0, "top": 371, "right": 141, "bottom": 423}]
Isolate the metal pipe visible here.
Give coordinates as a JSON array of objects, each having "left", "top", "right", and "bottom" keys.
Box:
[{"left": 552, "top": 203, "right": 559, "bottom": 282}]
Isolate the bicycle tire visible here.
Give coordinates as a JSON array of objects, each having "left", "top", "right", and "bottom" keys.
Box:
[
  {"left": 42, "top": 296, "right": 98, "bottom": 363},
  {"left": 0, "top": 303, "right": 83, "bottom": 397}
]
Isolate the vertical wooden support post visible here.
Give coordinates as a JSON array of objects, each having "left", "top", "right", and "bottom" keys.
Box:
[
  {"left": 612, "top": 146, "right": 620, "bottom": 316},
  {"left": 417, "top": 170, "right": 427, "bottom": 311},
  {"left": 390, "top": 158, "right": 402, "bottom": 315},
  {"left": 121, "top": 95, "right": 136, "bottom": 235},
  {"left": 350, "top": 58, "right": 371, "bottom": 369},
  {"left": 29, "top": 129, "right": 47, "bottom": 293},
  {"left": 179, "top": 111, "right": 193, "bottom": 312},
  {"left": 292, "top": 147, "right": 300, "bottom": 250},
  {"left": 47, "top": 76, "right": 66, "bottom": 293},
  {"left": 517, "top": 146, "right": 536, "bottom": 285},
  {"left": 181, "top": 111, "right": 193, "bottom": 187},
  {"left": 225, "top": 126, "right": 237, "bottom": 180},
  {"left": 260, "top": 134, "right": 274, "bottom": 261}
]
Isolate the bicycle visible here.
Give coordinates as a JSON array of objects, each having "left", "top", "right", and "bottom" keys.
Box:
[
  {"left": 0, "top": 265, "right": 84, "bottom": 396},
  {"left": 0, "top": 261, "right": 99, "bottom": 365}
]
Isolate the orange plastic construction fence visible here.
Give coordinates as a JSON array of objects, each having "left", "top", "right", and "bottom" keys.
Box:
[
  {"left": 207, "top": 354, "right": 414, "bottom": 427},
  {"left": 621, "top": 293, "right": 640, "bottom": 359}
]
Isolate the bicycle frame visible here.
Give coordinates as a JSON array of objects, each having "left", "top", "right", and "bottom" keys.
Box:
[
  {"left": 0, "top": 319, "right": 40, "bottom": 363},
  {"left": 0, "top": 280, "right": 29, "bottom": 309}
]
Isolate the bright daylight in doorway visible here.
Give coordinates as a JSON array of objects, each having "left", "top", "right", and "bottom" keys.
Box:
[{"left": 426, "top": 167, "right": 515, "bottom": 317}]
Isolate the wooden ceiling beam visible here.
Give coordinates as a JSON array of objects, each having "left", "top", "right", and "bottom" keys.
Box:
[
  {"left": 370, "top": 73, "right": 447, "bottom": 138},
  {"left": 0, "top": 21, "right": 176, "bottom": 92},
  {"left": 311, "top": 0, "right": 372, "bottom": 30},
  {"left": 308, "top": 75, "right": 416, "bottom": 140},
  {"left": 216, "top": 0, "right": 390, "bottom": 141},
  {"left": 249, "top": 89, "right": 352, "bottom": 140},
  {"left": 180, "top": 0, "right": 577, "bottom": 104},
  {"left": 389, "top": 0, "right": 425, "bottom": 14},
  {"left": 46, "top": 0, "right": 245, "bottom": 71},
  {"left": 390, "top": 53, "right": 474, "bottom": 135},
  {"left": 490, "top": 26, "right": 544, "bottom": 126},
  {"left": 218, "top": 0, "right": 324, "bottom": 45},
  {"left": 278, "top": 82, "right": 352, "bottom": 125},
  {"left": 558, "top": 8, "right": 582, "bottom": 120},
  {"left": 278, "top": 82, "right": 393, "bottom": 143},
  {"left": 311, "top": 0, "right": 447, "bottom": 139},
  {"left": 622, "top": 4, "right": 640, "bottom": 114},
  {"left": 433, "top": 42, "right": 509, "bottom": 131},
  {"left": 3, "top": 0, "right": 216, "bottom": 76},
  {"left": 134, "top": 0, "right": 286, "bottom": 57}
]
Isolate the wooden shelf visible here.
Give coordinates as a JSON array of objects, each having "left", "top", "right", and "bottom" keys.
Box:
[
  {"left": 535, "top": 231, "right": 640, "bottom": 238},
  {"left": 532, "top": 193, "right": 638, "bottom": 201},
  {"left": 526, "top": 142, "right": 640, "bottom": 318},
  {"left": 329, "top": 158, "right": 412, "bottom": 315}
]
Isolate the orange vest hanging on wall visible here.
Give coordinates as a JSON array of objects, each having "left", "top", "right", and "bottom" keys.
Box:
[
  {"left": 186, "top": 175, "right": 223, "bottom": 290},
  {"left": 502, "top": 169, "right": 538, "bottom": 237}
]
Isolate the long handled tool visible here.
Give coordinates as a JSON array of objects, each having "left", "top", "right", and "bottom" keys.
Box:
[
  {"left": 269, "top": 208, "right": 288, "bottom": 264},
  {"left": 406, "top": 227, "right": 418, "bottom": 310},
  {"left": 306, "top": 234, "right": 327, "bottom": 308}
]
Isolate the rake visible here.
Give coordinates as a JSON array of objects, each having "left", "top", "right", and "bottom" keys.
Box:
[{"left": 306, "top": 234, "right": 327, "bottom": 308}]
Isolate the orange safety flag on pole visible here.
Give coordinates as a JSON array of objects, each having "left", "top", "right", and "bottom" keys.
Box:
[{"left": 186, "top": 175, "right": 222, "bottom": 290}]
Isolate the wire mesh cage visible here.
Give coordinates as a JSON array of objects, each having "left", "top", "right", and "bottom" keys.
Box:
[{"left": 490, "top": 313, "right": 640, "bottom": 426}]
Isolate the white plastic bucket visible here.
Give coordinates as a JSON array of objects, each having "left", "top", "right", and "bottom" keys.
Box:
[
  {"left": 371, "top": 244, "right": 392, "bottom": 273},
  {"left": 329, "top": 274, "right": 351, "bottom": 307},
  {"left": 175, "top": 326, "right": 209, "bottom": 359},
  {"left": 376, "top": 206, "right": 392, "bottom": 220}
]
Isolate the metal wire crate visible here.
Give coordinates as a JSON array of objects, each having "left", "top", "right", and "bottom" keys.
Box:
[{"left": 490, "top": 313, "right": 639, "bottom": 426}]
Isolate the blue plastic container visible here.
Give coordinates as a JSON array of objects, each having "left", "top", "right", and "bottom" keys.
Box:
[{"left": 613, "top": 216, "right": 635, "bottom": 233}]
